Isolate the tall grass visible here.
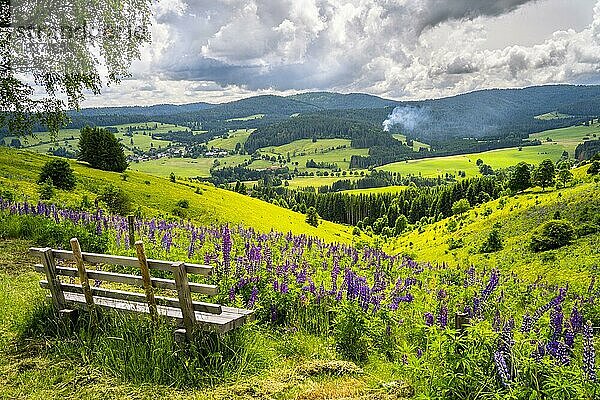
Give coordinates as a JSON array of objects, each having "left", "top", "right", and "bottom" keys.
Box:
[{"left": 20, "top": 304, "right": 272, "bottom": 387}]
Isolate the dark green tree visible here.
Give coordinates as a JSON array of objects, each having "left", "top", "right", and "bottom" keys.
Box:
[
  {"left": 480, "top": 227, "right": 503, "bottom": 253},
  {"left": 78, "top": 127, "right": 128, "bottom": 172},
  {"left": 38, "top": 159, "right": 76, "bottom": 190},
  {"left": 508, "top": 162, "right": 531, "bottom": 193},
  {"left": 533, "top": 159, "right": 556, "bottom": 191},
  {"left": 305, "top": 206, "right": 319, "bottom": 227},
  {"left": 588, "top": 161, "right": 600, "bottom": 175}
]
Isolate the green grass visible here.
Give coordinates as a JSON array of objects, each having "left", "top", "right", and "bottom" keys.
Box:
[
  {"left": 534, "top": 111, "right": 573, "bottom": 120},
  {"left": 392, "top": 134, "right": 431, "bottom": 151},
  {"left": 4, "top": 123, "right": 188, "bottom": 156},
  {"left": 0, "top": 147, "right": 356, "bottom": 244},
  {"left": 340, "top": 186, "right": 407, "bottom": 195},
  {"left": 387, "top": 181, "right": 600, "bottom": 286},
  {"left": 132, "top": 155, "right": 251, "bottom": 178},
  {"left": 207, "top": 129, "right": 253, "bottom": 151},
  {"left": 226, "top": 114, "right": 264, "bottom": 122},
  {"left": 530, "top": 122, "right": 600, "bottom": 153},
  {"left": 257, "top": 139, "right": 369, "bottom": 172},
  {"left": 378, "top": 144, "right": 569, "bottom": 178},
  {"left": 379, "top": 123, "right": 595, "bottom": 178}
]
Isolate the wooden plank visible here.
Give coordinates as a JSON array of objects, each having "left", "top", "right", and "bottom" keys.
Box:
[
  {"left": 135, "top": 241, "right": 158, "bottom": 322},
  {"left": 39, "top": 248, "right": 66, "bottom": 310},
  {"left": 52, "top": 292, "right": 249, "bottom": 333},
  {"left": 172, "top": 262, "right": 196, "bottom": 340},
  {"left": 34, "top": 264, "right": 218, "bottom": 295},
  {"left": 40, "top": 281, "right": 222, "bottom": 314},
  {"left": 127, "top": 215, "right": 136, "bottom": 247},
  {"left": 30, "top": 248, "right": 212, "bottom": 276},
  {"left": 70, "top": 238, "right": 94, "bottom": 308}
]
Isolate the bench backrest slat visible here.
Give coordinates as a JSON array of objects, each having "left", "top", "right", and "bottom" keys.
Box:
[
  {"left": 29, "top": 248, "right": 213, "bottom": 276},
  {"left": 33, "top": 264, "right": 218, "bottom": 296},
  {"left": 39, "top": 281, "right": 222, "bottom": 314}
]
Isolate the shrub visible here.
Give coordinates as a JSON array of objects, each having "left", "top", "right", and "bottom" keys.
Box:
[
  {"left": 588, "top": 161, "right": 600, "bottom": 175},
  {"left": 480, "top": 228, "right": 503, "bottom": 253},
  {"left": 530, "top": 220, "right": 575, "bottom": 252},
  {"left": 38, "top": 178, "right": 54, "bottom": 200},
  {"left": 451, "top": 199, "right": 471, "bottom": 216},
  {"left": 38, "top": 159, "right": 76, "bottom": 190},
  {"left": 98, "top": 185, "right": 132, "bottom": 215},
  {"left": 447, "top": 237, "right": 464, "bottom": 250},
  {"left": 176, "top": 199, "right": 190, "bottom": 209}
]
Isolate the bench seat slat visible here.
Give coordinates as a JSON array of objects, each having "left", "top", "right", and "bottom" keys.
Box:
[
  {"left": 44, "top": 292, "right": 252, "bottom": 334},
  {"left": 40, "top": 281, "right": 222, "bottom": 314},
  {"left": 30, "top": 248, "right": 212, "bottom": 276},
  {"left": 34, "top": 264, "right": 217, "bottom": 296}
]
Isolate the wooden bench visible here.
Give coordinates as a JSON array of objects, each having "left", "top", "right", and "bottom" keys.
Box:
[{"left": 30, "top": 239, "right": 254, "bottom": 339}]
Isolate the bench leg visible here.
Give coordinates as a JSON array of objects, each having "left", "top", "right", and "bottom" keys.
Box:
[
  {"left": 174, "top": 328, "right": 188, "bottom": 344},
  {"left": 58, "top": 309, "right": 78, "bottom": 330}
]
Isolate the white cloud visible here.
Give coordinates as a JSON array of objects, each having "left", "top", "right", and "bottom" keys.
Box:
[{"left": 82, "top": 0, "right": 600, "bottom": 106}]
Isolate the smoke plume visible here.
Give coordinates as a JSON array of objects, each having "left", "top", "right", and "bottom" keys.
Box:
[{"left": 383, "top": 106, "right": 429, "bottom": 132}]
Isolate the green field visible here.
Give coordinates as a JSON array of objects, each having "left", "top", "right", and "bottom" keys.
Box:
[
  {"left": 378, "top": 143, "right": 568, "bottom": 178},
  {"left": 392, "top": 134, "right": 431, "bottom": 151},
  {"left": 340, "top": 185, "right": 407, "bottom": 195},
  {"left": 258, "top": 139, "right": 369, "bottom": 172},
  {"left": 207, "top": 129, "right": 253, "bottom": 151},
  {"left": 0, "top": 147, "right": 355, "bottom": 243},
  {"left": 132, "top": 155, "right": 251, "bottom": 178},
  {"left": 530, "top": 122, "right": 600, "bottom": 153},
  {"left": 534, "top": 111, "right": 573, "bottom": 120},
  {"left": 226, "top": 114, "right": 264, "bottom": 122}
]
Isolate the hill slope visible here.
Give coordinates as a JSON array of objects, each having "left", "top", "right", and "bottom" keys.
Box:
[
  {"left": 0, "top": 147, "right": 354, "bottom": 243},
  {"left": 388, "top": 178, "right": 600, "bottom": 286}
]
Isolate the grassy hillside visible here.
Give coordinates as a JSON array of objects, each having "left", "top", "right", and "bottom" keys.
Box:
[
  {"left": 387, "top": 179, "right": 600, "bottom": 286},
  {"left": 0, "top": 147, "right": 355, "bottom": 243}
]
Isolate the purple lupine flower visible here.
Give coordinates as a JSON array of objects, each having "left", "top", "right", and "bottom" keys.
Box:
[
  {"left": 570, "top": 305, "right": 583, "bottom": 333},
  {"left": 437, "top": 305, "right": 448, "bottom": 328},
  {"left": 565, "top": 329, "right": 575, "bottom": 348},
  {"left": 523, "top": 288, "right": 567, "bottom": 333},
  {"left": 498, "top": 318, "right": 515, "bottom": 356},
  {"left": 550, "top": 306, "right": 564, "bottom": 340},
  {"left": 520, "top": 314, "right": 533, "bottom": 333},
  {"left": 246, "top": 286, "right": 258, "bottom": 308},
  {"left": 493, "top": 310, "right": 502, "bottom": 332},
  {"left": 437, "top": 289, "right": 447, "bottom": 301},
  {"left": 424, "top": 312, "right": 434, "bottom": 327},
  {"left": 494, "top": 351, "right": 511, "bottom": 387},
  {"left": 481, "top": 269, "right": 500, "bottom": 303},
  {"left": 583, "top": 320, "right": 597, "bottom": 382},
  {"left": 222, "top": 225, "right": 232, "bottom": 275},
  {"left": 416, "top": 348, "right": 423, "bottom": 358},
  {"left": 229, "top": 286, "right": 236, "bottom": 302}
]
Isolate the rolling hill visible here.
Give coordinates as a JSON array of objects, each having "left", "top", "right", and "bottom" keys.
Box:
[{"left": 0, "top": 147, "right": 355, "bottom": 243}]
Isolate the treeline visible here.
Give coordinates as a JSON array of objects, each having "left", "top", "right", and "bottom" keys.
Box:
[
  {"left": 243, "top": 114, "right": 404, "bottom": 153},
  {"left": 350, "top": 136, "right": 542, "bottom": 168},
  {"left": 319, "top": 171, "right": 445, "bottom": 193},
  {"left": 209, "top": 165, "right": 290, "bottom": 185},
  {"left": 240, "top": 176, "right": 501, "bottom": 228}
]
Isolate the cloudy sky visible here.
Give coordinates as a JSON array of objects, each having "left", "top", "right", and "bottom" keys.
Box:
[{"left": 85, "top": 0, "right": 600, "bottom": 107}]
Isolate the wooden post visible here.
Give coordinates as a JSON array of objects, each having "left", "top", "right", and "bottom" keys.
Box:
[
  {"left": 455, "top": 311, "right": 469, "bottom": 331},
  {"left": 135, "top": 240, "right": 158, "bottom": 321},
  {"left": 40, "top": 248, "right": 66, "bottom": 310},
  {"left": 128, "top": 215, "right": 136, "bottom": 247},
  {"left": 70, "top": 238, "right": 94, "bottom": 309},
  {"left": 172, "top": 262, "right": 196, "bottom": 340}
]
